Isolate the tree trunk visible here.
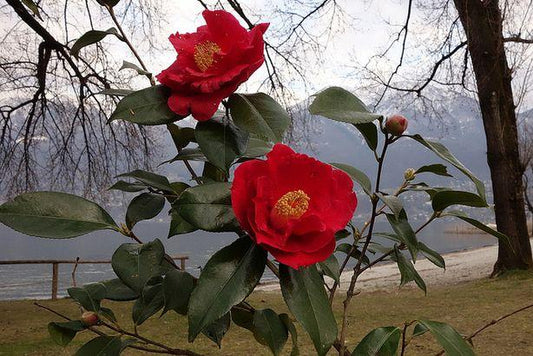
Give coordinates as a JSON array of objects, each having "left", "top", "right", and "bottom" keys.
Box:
[{"left": 453, "top": 0, "right": 532, "bottom": 275}]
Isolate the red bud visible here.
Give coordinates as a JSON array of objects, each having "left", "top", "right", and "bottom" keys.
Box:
[
  {"left": 385, "top": 115, "right": 408, "bottom": 136},
  {"left": 81, "top": 311, "right": 99, "bottom": 326}
]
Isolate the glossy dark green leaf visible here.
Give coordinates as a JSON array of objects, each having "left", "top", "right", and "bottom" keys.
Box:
[
  {"left": 119, "top": 60, "right": 151, "bottom": 77},
  {"left": 354, "top": 122, "right": 378, "bottom": 151},
  {"left": 409, "top": 134, "right": 486, "bottom": 202},
  {"left": 176, "top": 182, "right": 239, "bottom": 232},
  {"left": 231, "top": 306, "right": 255, "bottom": 332},
  {"left": 431, "top": 190, "right": 488, "bottom": 212},
  {"left": 228, "top": 93, "right": 290, "bottom": 142},
  {"left": 111, "top": 239, "right": 165, "bottom": 292},
  {"left": 117, "top": 170, "right": 173, "bottom": 192},
  {"left": 188, "top": 238, "right": 267, "bottom": 341},
  {"left": 71, "top": 28, "right": 120, "bottom": 59},
  {"left": 280, "top": 313, "right": 299, "bottom": 356},
  {"left": 109, "top": 85, "right": 184, "bottom": 125},
  {"left": 108, "top": 180, "right": 146, "bottom": 193},
  {"left": 100, "top": 279, "right": 139, "bottom": 301},
  {"left": 202, "top": 162, "right": 227, "bottom": 183},
  {"left": 412, "top": 323, "right": 429, "bottom": 337},
  {"left": 415, "top": 164, "right": 453, "bottom": 177},
  {"left": 168, "top": 207, "right": 197, "bottom": 237},
  {"left": 132, "top": 276, "right": 164, "bottom": 325},
  {"left": 167, "top": 125, "right": 196, "bottom": 150},
  {"left": 386, "top": 211, "right": 418, "bottom": 261},
  {"left": 202, "top": 312, "right": 231, "bottom": 347},
  {"left": 418, "top": 242, "right": 445, "bottom": 269},
  {"left": 48, "top": 321, "right": 85, "bottom": 346},
  {"left": 98, "top": 88, "right": 133, "bottom": 97},
  {"left": 241, "top": 137, "right": 273, "bottom": 158},
  {"left": 279, "top": 264, "right": 337, "bottom": 356},
  {"left": 253, "top": 309, "right": 289, "bottom": 356},
  {"left": 335, "top": 229, "right": 351, "bottom": 241},
  {"left": 195, "top": 118, "right": 249, "bottom": 172},
  {"left": 309, "top": 87, "right": 382, "bottom": 124},
  {"left": 68, "top": 283, "right": 106, "bottom": 312},
  {"left": 440, "top": 210, "right": 509, "bottom": 242},
  {"left": 401, "top": 183, "right": 449, "bottom": 199},
  {"left": 0, "top": 192, "right": 118, "bottom": 238},
  {"left": 352, "top": 326, "right": 401, "bottom": 356},
  {"left": 125, "top": 193, "right": 165, "bottom": 229},
  {"left": 166, "top": 147, "right": 208, "bottom": 164},
  {"left": 376, "top": 193, "right": 403, "bottom": 218},
  {"left": 392, "top": 246, "right": 426, "bottom": 294},
  {"left": 22, "top": 0, "right": 42, "bottom": 20},
  {"left": 331, "top": 163, "right": 372, "bottom": 196},
  {"left": 336, "top": 243, "right": 370, "bottom": 265},
  {"left": 74, "top": 336, "right": 123, "bottom": 356},
  {"left": 162, "top": 269, "right": 195, "bottom": 315},
  {"left": 416, "top": 319, "right": 475, "bottom": 356},
  {"left": 99, "top": 307, "right": 117, "bottom": 323},
  {"left": 318, "top": 255, "right": 340, "bottom": 283}
]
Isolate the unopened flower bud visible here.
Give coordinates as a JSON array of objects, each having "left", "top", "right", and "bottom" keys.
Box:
[
  {"left": 385, "top": 115, "right": 408, "bottom": 136},
  {"left": 404, "top": 168, "right": 416, "bottom": 181},
  {"left": 81, "top": 311, "right": 99, "bottom": 326}
]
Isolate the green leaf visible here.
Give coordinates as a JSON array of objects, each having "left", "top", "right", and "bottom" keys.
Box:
[
  {"left": 166, "top": 148, "right": 207, "bottom": 164},
  {"left": 409, "top": 134, "right": 486, "bottom": 202},
  {"left": 415, "top": 164, "right": 453, "bottom": 177},
  {"left": 99, "top": 307, "right": 117, "bottom": 323},
  {"left": 416, "top": 319, "right": 475, "bottom": 356},
  {"left": 352, "top": 326, "right": 401, "bottom": 356},
  {"left": 195, "top": 118, "right": 248, "bottom": 172},
  {"left": 386, "top": 211, "right": 418, "bottom": 261},
  {"left": 111, "top": 239, "right": 166, "bottom": 292},
  {"left": 109, "top": 85, "right": 184, "bottom": 125},
  {"left": 117, "top": 170, "right": 173, "bottom": 192},
  {"left": 376, "top": 193, "right": 403, "bottom": 218},
  {"left": 167, "top": 125, "right": 196, "bottom": 150},
  {"left": 96, "top": 0, "right": 120, "bottom": 7},
  {"left": 21, "top": 0, "right": 43, "bottom": 20},
  {"left": 280, "top": 313, "right": 299, "bottom": 356},
  {"left": 168, "top": 207, "right": 197, "bottom": 237},
  {"left": 253, "top": 309, "right": 289, "bottom": 356},
  {"left": 75, "top": 336, "right": 123, "bottom": 356},
  {"left": 335, "top": 229, "right": 351, "bottom": 241},
  {"left": 71, "top": 28, "right": 120, "bottom": 59},
  {"left": 354, "top": 122, "right": 378, "bottom": 151},
  {"left": 132, "top": 276, "right": 164, "bottom": 325},
  {"left": 48, "top": 321, "right": 85, "bottom": 346},
  {"left": 100, "top": 279, "right": 139, "bottom": 301},
  {"left": 241, "top": 137, "right": 273, "bottom": 158},
  {"left": 201, "top": 162, "right": 227, "bottom": 183},
  {"left": 441, "top": 210, "right": 509, "bottom": 242},
  {"left": 418, "top": 242, "right": 445, "bottom": 269},
  {"left": 68, "top": 283, "right": 106, "bottom": 312},
  {"left": 309, "top": 87, "right": 382, "bottom": 124},
  {"left": 0, "top": 192, "right": 118, "bottom": 238},
  {"left": 318, "top": 255, "right": 340, "bottom": 283},
  {"left": 331, "top": 163, "right": 372, "bottom": 196},
  {"left": 232, "top": 306, "right": 255, "bottom": 332},
  {"left": 392, "top": 246, "right": 426, "bottom": 294},
  {"left": 119, "top": 60, "right": 151, "bottom": 77},
  {"left": 279, "top": 264, "right": 337, "bottom": 356},
  {"left": 188, "top": 238, "right": 267, "bottom": 341},
  {"left": 176, "top": 183, "right": 239, "bottom": 232},
  {"left": 108, "top": 180, "right": 146, "bottom": 193},
  {"left": 162, "top": 269, "right": 195, "bottom": 315},
  {"left": 125, "top": 193, "right": 165, "bottom": 229},
  {"left": 228, "top": 93, "right": 290, "bottom": 142},
  {"left": 98, "top": 88, "right": 133, "bottom": 97},
  {"left": 431, "top": 190, "right": 488, "bottom": 212},
  {"left": 202, "top": 312, "right": 231, "bottom": 347},
  {"left": 413, "top": 323, "right": 429, "bottom": 337},
  {"left": 336, "top": 243, "right": 370, "bottom": 265}
]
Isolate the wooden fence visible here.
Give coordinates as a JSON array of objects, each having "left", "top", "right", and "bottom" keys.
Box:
[{"left": 0, "top": 255, "right": 189, "bottom": 300}]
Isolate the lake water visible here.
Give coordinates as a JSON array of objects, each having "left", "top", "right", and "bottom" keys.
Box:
[{"left": 0, "top": 219, "right": 496, "bottom": 300}]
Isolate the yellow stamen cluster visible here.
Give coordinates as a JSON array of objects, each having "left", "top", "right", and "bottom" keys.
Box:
[
  {"left": 193, "top": 41, "right": 220, "bottom": 72},
  {"left": 273, "top": 190, "right": 310, "bottom": 219}
]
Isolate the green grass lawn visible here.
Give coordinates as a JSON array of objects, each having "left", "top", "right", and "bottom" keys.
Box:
[{"left": 1, "top": 270, "right": 531, "bottom": 355}]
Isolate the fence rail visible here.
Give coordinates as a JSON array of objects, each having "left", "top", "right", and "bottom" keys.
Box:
[{"left": 0, "top": 255, "right": 189, "bottom": 300}]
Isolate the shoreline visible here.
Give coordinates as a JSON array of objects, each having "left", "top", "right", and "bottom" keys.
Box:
[{"left": 257, "top": 239, "right": 533, "bottom": 292}]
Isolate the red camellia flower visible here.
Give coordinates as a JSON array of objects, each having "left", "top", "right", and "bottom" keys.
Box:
[
  {"left": 231, "top": 144, "right": 357, "bottom": 269},
  {"left": 156, "top": 10, "right": 269, "bottom": 121}
]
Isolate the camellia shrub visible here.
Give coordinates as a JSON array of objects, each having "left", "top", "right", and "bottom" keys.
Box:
[{"left": 0, "top": 6, "right": 509, "bottom": 356}]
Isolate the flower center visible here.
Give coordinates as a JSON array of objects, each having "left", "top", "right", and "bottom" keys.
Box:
[
  {"left": 273, "top": 190, "right": 310, "bottom": 219},
  {"left": 193, "top": 41, "right": 220, "bottom": 72}
]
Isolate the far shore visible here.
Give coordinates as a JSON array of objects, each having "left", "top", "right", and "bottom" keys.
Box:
[{"left": 257, "top": 238, "right": 533, "bottom": 292}]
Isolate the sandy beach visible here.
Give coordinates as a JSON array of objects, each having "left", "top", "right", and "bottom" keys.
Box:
[{"left": 257, "top": 239, "right": 533, "bottom": 292}]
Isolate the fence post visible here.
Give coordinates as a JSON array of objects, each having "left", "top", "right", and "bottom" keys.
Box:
[{"left": 51, "top": 262, "right": 59, "bottom": 300}]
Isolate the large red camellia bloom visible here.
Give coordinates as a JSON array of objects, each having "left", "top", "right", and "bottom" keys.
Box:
[
  {"left": 156, "top": 10, "right": 268, "bottom": 121},
  {"left": 231, "top": 144, "right": 357, "bottom": 269}
]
